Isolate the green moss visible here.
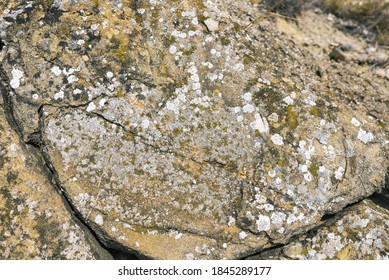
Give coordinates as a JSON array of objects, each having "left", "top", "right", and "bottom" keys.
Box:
[
  {"left": 286, "top": 105, "right": 299, "bottom": 131},
  {"left": 117, "top": 91, "right": 124, "bottom": 98},
  {"left": 243, "top": 55, "right": 255, "bottom": 65},
  {"left": 348, "top": 156, "right": 357, "bottom": 174},
  {"left": 164, "top": 35, "right": 177, "bottom": 47},
  {"left": 377, "top": 120, "right": 385, "bottom": 128},
  {"left": 309, "top": 107, "right": 321, "bottom": 117},
  {"left": 220, "top": 36, "right": 231, "bottom": 46},
  {"left": 179, "top": 140, "right": 190, "bottom": 147},
  {"left": 308, "top": 163, "right": 318, "bottom": 177},
  {"left": 91, "top": 0, "right": 99, "bottom": 7},
  {"left": 134, "top": 169, "right": 145, "bottom": 175},
  {"left": 130, "top": 155, "right": 136, "bottom": 165},
  {"left": 121, "top": 134, "right": 134, "bottom": 141},
  {"left": 173, "top": 127, "right": 183, "bottom": 136},
  {"left": 122, "top": 161, "right": 129, "bottom": 166},
  {"left": 115, "top": 42, "right": 128, "bottom": 61},
  {"left": 233, "top": 22, "right": 241, "bottom": 32},
  {"left": 277, "top": 160, "right": 287, "bottom": 168},
  {"left": 182, "top": 46, "right": 196, "bottom": 56}
]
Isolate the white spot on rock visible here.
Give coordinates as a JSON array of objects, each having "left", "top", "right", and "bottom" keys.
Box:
[
  {"left": 334, "top": 167, "right": 345, "bottom": 180},
  {"left": 54, "top": 90, "right": 65, "bottom": 100},
  {"left": 256, "top": 215, "right": 270, "bottom": 232},
  {"left": 73, "top": 89, "right": 82, "bottom": 95},
  {"left": 169, "top": 45, "right": 177, "bottom": 54},
  {"left": 106, "top": 71, "right": 114, "bottom": 79},
  {"left": 239, "top": 231, "right": 248, "bottom": 240},
  {"left": 95, "top": 215, "right": 103, "bottom": 225},
  {"left": 91, "top": 24, "right": 99, "bottom": 30},
  {"left": 86, "top": 102, "right": 96, "bottom": 112},
  {"left": 242, "top": 104, "right": 255, "bottom": 113},
  {"left": 141, "top": 118, "right": 150, "bottom": 129},
  {"left": 99, "top": 98, "right": 107, "bottom": 107},
  {"left": 250, "top": 113, "right": 269, "bottom": 133},
  {"left": 271, "top": 134, "right": 284, "bottom": 145},
  {"left": 304, "top": 172, "right": 312, "bottom": 182},
  {"left": 283, "top": 96, "right": 294, "bottom": 105},
  {"left": 10, "top": 68, "right": 24, "bottom": 89},
  {"left": 357, "top": 129, "right": 374, "bottom": 144},
  {"left": 243, "top": 92, "right": 252, "bottom": 102},
  {"left": 175, "top": 233, "right": 183, "bottom": 240},
  {"left": 351, "top": 118, "right": 361, "bottom": 127},
  {"left": 67, "top": 75, "right": 78, "bottom": 83},
  {"left": 51, "top": 66, "right": 62, "bottom": 76}
]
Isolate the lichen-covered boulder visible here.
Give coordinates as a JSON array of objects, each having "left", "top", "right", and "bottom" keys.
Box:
[
  {"left": 1, "top": 0, "right": 387, "bottom": 259},
  {"left": 0, "top": 102, "right": 111, "bottom": 259},
  {"left": 248, "top": 199, "right": 389, "bottom": 260}
]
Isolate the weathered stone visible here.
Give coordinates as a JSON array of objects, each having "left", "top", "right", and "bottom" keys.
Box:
[
  {"left": 0, "top": 107, "right": 112, "bottom": 259},
  {"left": 0, "top": 0, "right": 388, "bottom": 259},
  {"left": 247, "top": 199, "right": 389, "bottom": 260}
]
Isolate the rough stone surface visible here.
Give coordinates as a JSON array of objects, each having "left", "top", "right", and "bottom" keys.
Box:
[
  {"left": 0, "top": 0, "right": 388, "bottom": 259},
  {"left": 247, "top": 199, "right": 389, "bottom": 260},
  {"left": 0, "top": 104, "right": 111, "bottom": 259}
]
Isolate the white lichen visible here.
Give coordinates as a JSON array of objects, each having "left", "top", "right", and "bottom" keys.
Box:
[
  {"left": 239, "top": 231, "right": 248, "bottom": 240},
  {"left": 10, "top": 68, "right": 24, "bottom": 89},
  {"left": 95, "top": 214, "right": 104, "bottom": 225},
  {"left": 54, "top": 90, "right": 65, "bottom": 100},
  {"left": 256, "top": 215, "right": 271, "bottom": 232},
  {"left": 351, "top": 118, "right": 361, "bottom": 127},
  {"left": 51, "top": 66, "right": 62, "bottom": 76},
  {"left": 334, "top": 167, "right": 345, "bottom": 180},
  {"left": 86, "top": 102, "right": 96, "bottom": 112},
  {"left": 357, "top": 129, "right": 374, "bottom": 144},
  {"left": 271, "top": 134, "right": 284, "bottom": 145},
  {"left": 169, "top": 45, "right": 177, "bottom": 54}
]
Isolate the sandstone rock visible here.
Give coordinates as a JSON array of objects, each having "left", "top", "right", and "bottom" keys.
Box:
[
  {"left": 248, "top": 199, "right": 389, "bottom": 260},
  {"left": 0, "top": 0, "right": 387, "bottom": 259},
  {"left": 0, "top": 104, "right": 111, "bottom": 259}
]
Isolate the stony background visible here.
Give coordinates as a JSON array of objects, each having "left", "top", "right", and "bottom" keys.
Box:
[{"left": 0, "top": 0, "right": 387, "bottom": 259}]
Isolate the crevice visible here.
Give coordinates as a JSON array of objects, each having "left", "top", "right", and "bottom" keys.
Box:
[
  {"left": 242, "top": 243, "right": 285, "bottom": 260},
  {"left": 368, "top": 193, "right": 389, "bottom": 211},
  {"left": 320, "top": 212, "right": 336, "bottom": 222}
]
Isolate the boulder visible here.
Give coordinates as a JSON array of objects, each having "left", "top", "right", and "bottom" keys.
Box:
[{"left": 0, "top": 0, "right": 387, "bottom": 259}]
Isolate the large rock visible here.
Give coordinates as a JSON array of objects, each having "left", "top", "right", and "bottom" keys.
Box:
[
  {"left": 0, "top": 98, "right": 111, "bottom": 259},
  {"left": 1, "top": 0, "right": 387, "bottom": 259}
]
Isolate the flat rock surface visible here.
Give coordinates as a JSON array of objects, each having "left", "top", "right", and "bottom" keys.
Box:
[{"left": 0, "top": 0, "right": 388, "bottom": 259}]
